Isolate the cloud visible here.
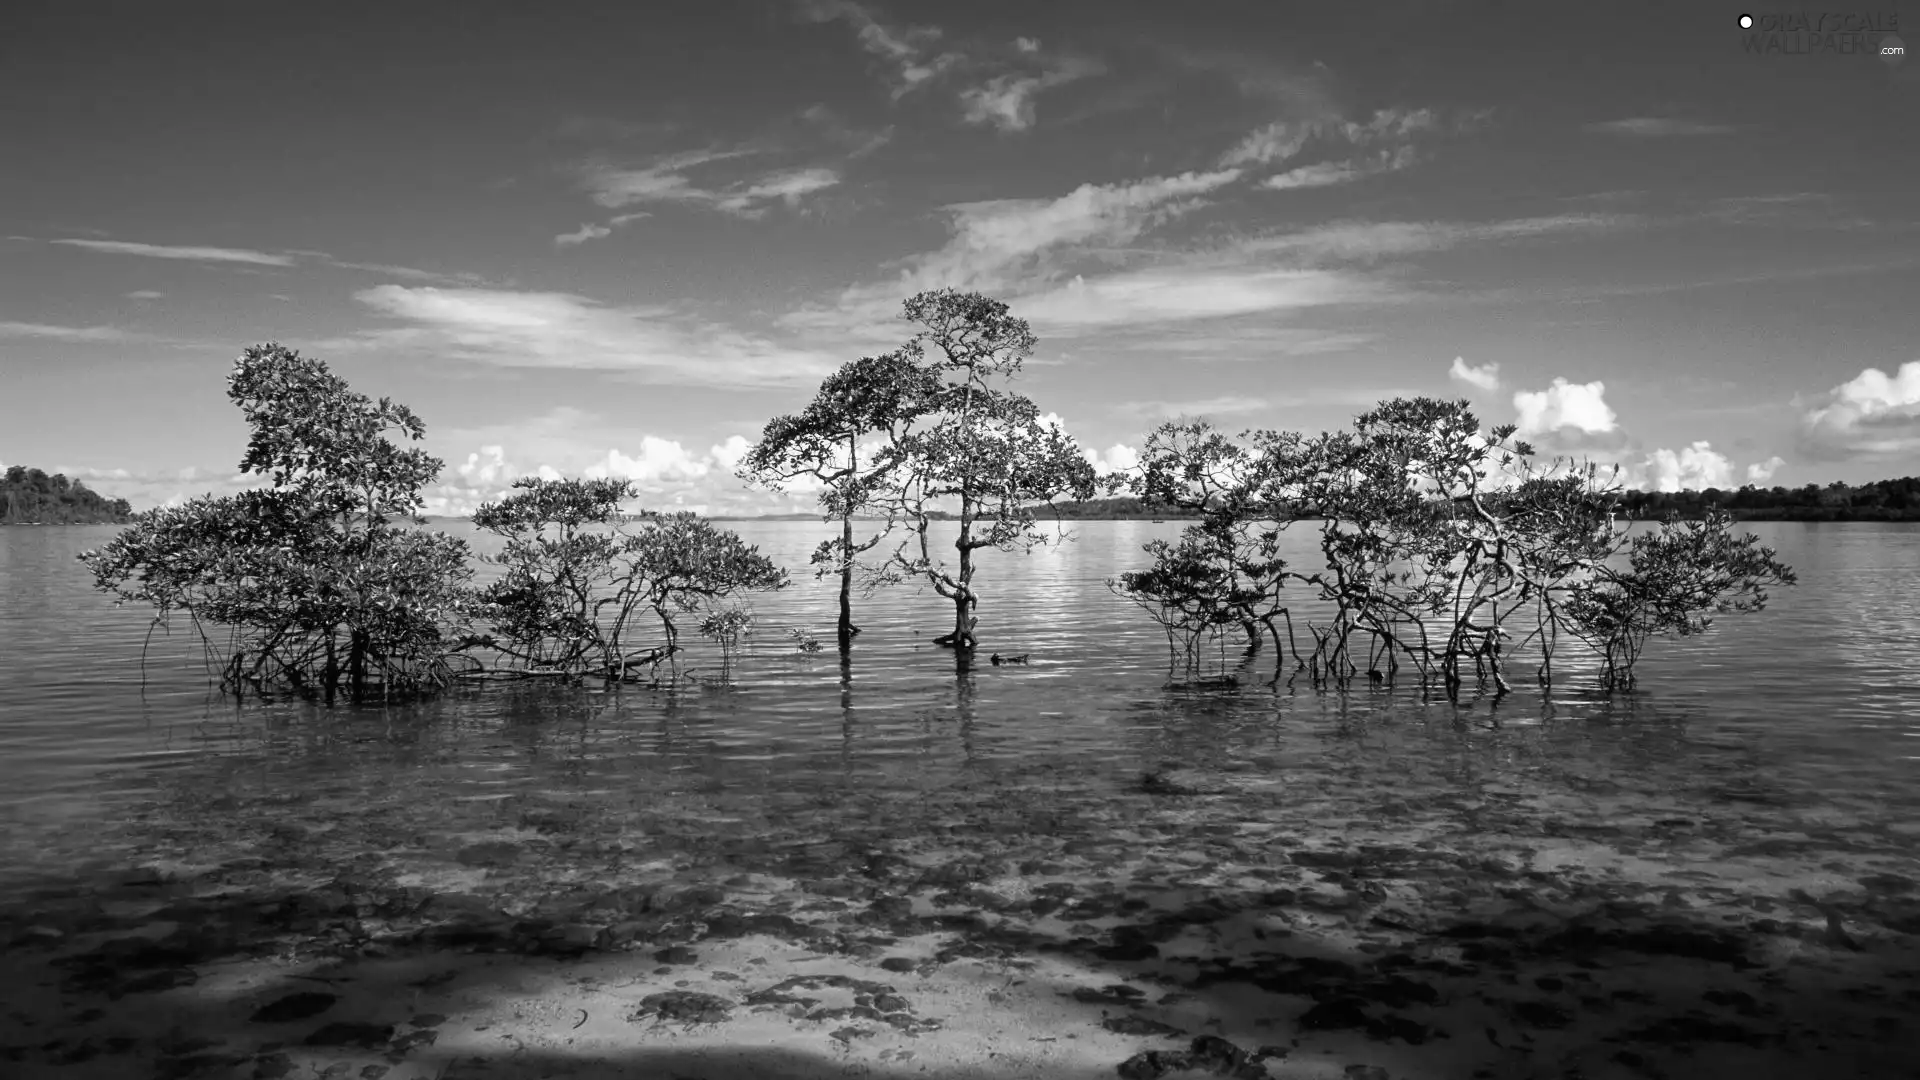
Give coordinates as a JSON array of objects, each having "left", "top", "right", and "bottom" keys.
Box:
[
  {"left": 1799, "top": 360, "right": 1920, "bottom": 460},
  {"left": 957, "top": 54, "right": 1101, "bottom": 133},
  {"left": 584, "top": 151, "right": 840, "bottom": 218},
  {"left": 1241, "top": 213, "right": 1641, "bottom": 264},
  {"left": 35, "top": 237, "right": 474, "bottom": 282},
  {"left": 347, "top": 285, "right": 842, "bottom": 387},
  {"left": 710, "top": 435, "right": 753, "bottom": 473},
  {"left": 1448, "top": 356, "right": 1501, "bottom": 391},
  {"left": 45, "top": 465, "right": 263, "bottom": 512},
  {"left": 1017, "top": 266, "right": 1384, "bottom": 331},
  {"left": 1513, "top": 378, "right": 1620, "bottom": 444},
  {"left": 799, "top": 0, "right": 960, "bottom": 98},
  {"left": 1260, "top": 161, "right": 1362, "bottom": 190},
  {"left": 1220, "top": 106, "right": 1446, "bottom": 169},
  {"left": 125, "top": 290, "right": 165, "bottom": 301},
  {"left": 1116, "top": 395, "right": 1269, "bottom": 420},
  {"left": 47, "top": 238, "right": 294, "bottom": 266},
  {"left": 553, "top": 212, "right": 651, "bottom": 249},
  {"left": 423, "top": 411, "right": 824, "bottom": 517},
  {"left": 0, "top": 320, "right": 136, "bottom": 342},
  {"left": 1082, "top": 442, "right": 1141, "bottom": 476},
  {"left": 1587, "top": 117, "right": 1735, "bottom": 137},
  {"left": 889, "top": 169, "right": 1245, "bottom": 295},
  {"left": 1638, "top": 441, "right": 1735, "bottom": 492},
  {"left": 1746, "top": 455, "right": 1786, "bottom": 483},
  {"left": 1220, "top": 120, "right": 1315, "bottom": 168},
  {"left": 554, "top": 223, "right": 612, "bottom": 247}
]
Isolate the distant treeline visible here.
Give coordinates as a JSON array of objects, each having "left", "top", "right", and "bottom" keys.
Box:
[
  {"left": 2, "top": 466, "right": 135, "bottom": 525},
  {"left": 915, "top": 497, "right": 1200, "bottom": 521},
  {"left": 1618, "top": 477, "right": 1920, "bottom": 521},
  {"left": 925, "top": 484, "right": 1920, "bottom": 523}
]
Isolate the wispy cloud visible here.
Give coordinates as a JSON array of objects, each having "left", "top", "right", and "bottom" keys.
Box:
[
  {"left": 892, "top": 169, "right": 1241, "bottom": 293},
  {"left": 554, "top": 223, "right": 612, "bottom": 248},
  {"left": 345, "top": 285, "right": 842, "bottom": 388},
  {"left": 0, "top": 320, "right": 139, "bottom": 343},
  {"left": 1221, "top": 106, "right": 1447, "bottom": 169},
  {"left": 1239, "top": 213, "right": 1642, "bottom": 263},
  {"left": 37, "top": 236, "right": 474, "bottom": 282},
  {"left": 553, "top": 213, "right": 650, "bottom": 248},
  {"left": 47, "top": 238, "right": 294, "bottom": 266},
  {"left": 1017, "top": 266, "right": 1385, "bottom": 330},
  {"left": 584, "top": 149, "right": 841, "bottom": 218},
  {"left": 125, "top": 290, "right": 165, "bottom": 301},
  {"left": 798, "top": 0, "right": 960, "bottom": 99},
  {"left": 1587, "top": 117, "right": 1736, "bottom": 137},
  {"left": 1116, "top": 395, "right": 1270, "bottom": 420},
  {"left": 957, "top": 50, "right": 1102, "bottom": 133}
]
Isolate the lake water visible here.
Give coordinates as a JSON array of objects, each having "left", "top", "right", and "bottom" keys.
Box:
[{"left": 3, "top": 519, "right": 1919, "bottom": 1077}]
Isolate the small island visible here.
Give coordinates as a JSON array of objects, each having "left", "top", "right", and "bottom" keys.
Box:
[{"left": 2, "top": 466, "right": 136, "bottom": 525}]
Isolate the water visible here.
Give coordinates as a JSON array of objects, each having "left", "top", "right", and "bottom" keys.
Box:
[
  {"left": 2, "top": 520, "right": 1918, "bottom": 1075},
  {"left": 3, "top": 521, "right": 1916, "bottom": 869}
]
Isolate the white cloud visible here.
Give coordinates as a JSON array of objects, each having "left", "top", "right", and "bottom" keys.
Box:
[
  {"left": 1241, "top": 213, "right": 1639, "bottom": 264},
  {"left": 1513, "top": 378, "right": 1619, "bottom": 438},
  {"left": 1448, "top": 356, "right": 1501, "bottom": 391},
  {"left": 712, "top": 167, "right": 841, "bottom": 215},
  {"left": 1260, "top": 161, "right": 1362, "bottom": 190},
  {"left": 554, "top": 223, "right": 612, "bottom": 247},
  {"left": 957, "top": 55, "right": 1099, "bottom": 133},
  {"left": 1116, "top": 395, "right": 1269, "bottom": 420},
  {"left": 798, "top": 0, "right": 960, "bottom": 98},
  {"left": 1799, "top": 360, "right": 1920, "bottom": 460},
  {"left": 1220, "top": 106, "right": 1445, "bottom": 170},
  {"left": 583, "top": 438, "right": 712, "bottom": 485},
  {"left": 1082, "top": 442, "right": 1141, "bottom": 476},
  {"left": 125, "top": 290, "right": 165, "bottom": 301},
  {"left": 1638, "top": 441, "right": 1734, "bottom": 492},
  {"left": 709, "top": 435, "right": 752, "bottom": 473},
  {"left": 1587, "top": 117, "right": 1735, "bottom": 137},
  {"left": 348, "top": 285, "right": 841, "bottom": 387},
  {"left": 0, "top": 320, "right": 136, "bottom": 343},
  {"left": 423, "top": 421, "right": 781, "bottom": 517},
  {"left": 1016, "top": 266, "right": 1383, "bottom": 330},
  {"left": 1746, "top": 455, "right": 1786, "bottom": 483},
  {"left": 1220, "top": 120, "right": 1314, "bottom": 168},
  {"left": 47, "top": 238, "right": 294, "bottom": 266},
  {"left": 584, "top": 149, "right": 839, "bottom": 218}
]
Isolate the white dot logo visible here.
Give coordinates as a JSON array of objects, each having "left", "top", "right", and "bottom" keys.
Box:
[{"left": 1738, "top": 13, "right": 1754, "bottom": 28}]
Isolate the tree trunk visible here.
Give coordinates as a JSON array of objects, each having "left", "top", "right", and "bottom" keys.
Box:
[
  {"left": 837, "top": 514, "right": 855, "bottom": 653},
  {"left": 347, "top": 628, "right": 370, "bottom": 702}
]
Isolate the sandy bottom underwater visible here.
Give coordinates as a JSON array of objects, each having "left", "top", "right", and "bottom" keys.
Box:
[{"left": 4, "top": 757, "right": 1919, "bottom": 1079}]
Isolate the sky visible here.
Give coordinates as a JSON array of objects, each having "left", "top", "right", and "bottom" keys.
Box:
[{"left": 3, "top": 0, "right": 1918, "bottom": 515}]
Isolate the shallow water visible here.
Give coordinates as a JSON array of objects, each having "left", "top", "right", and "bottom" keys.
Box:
[
  {"left": 2, "top": 521, "right": 1919, "bottom": 1076},
  {"left": 2, "top": 519, "right": 1917, "bottom": 889}
]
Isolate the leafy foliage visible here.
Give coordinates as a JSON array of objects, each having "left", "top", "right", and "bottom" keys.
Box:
[
  {"left": 864, "top": 289, "right": 1103, "bottom": 649},
  {"left": 77, "top": 344, "right": 480, "bottom": 701},
  {"left": 738, "top": 352, "right": 939, "bottom": 650},
  {"left": 469, "top": 478, "right": 788, "bottom": 682},
  {"left": 2, "top": 467, "right": 135, "bottom": 524},
  {"left": 1116, "top": 398, "right": 1795, "bottom": 696}
]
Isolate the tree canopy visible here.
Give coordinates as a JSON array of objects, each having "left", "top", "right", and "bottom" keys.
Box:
[{"left": 2, "top": 467, "right": 134, "bottom": 524}]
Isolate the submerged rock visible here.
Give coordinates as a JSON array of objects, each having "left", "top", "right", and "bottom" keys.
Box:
[
  {"left": 250, "top": 992, "right": 338, "bottom": 1024},
  {"left": 630, "top": 991, "right": 735, "bottom": 1024}
]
